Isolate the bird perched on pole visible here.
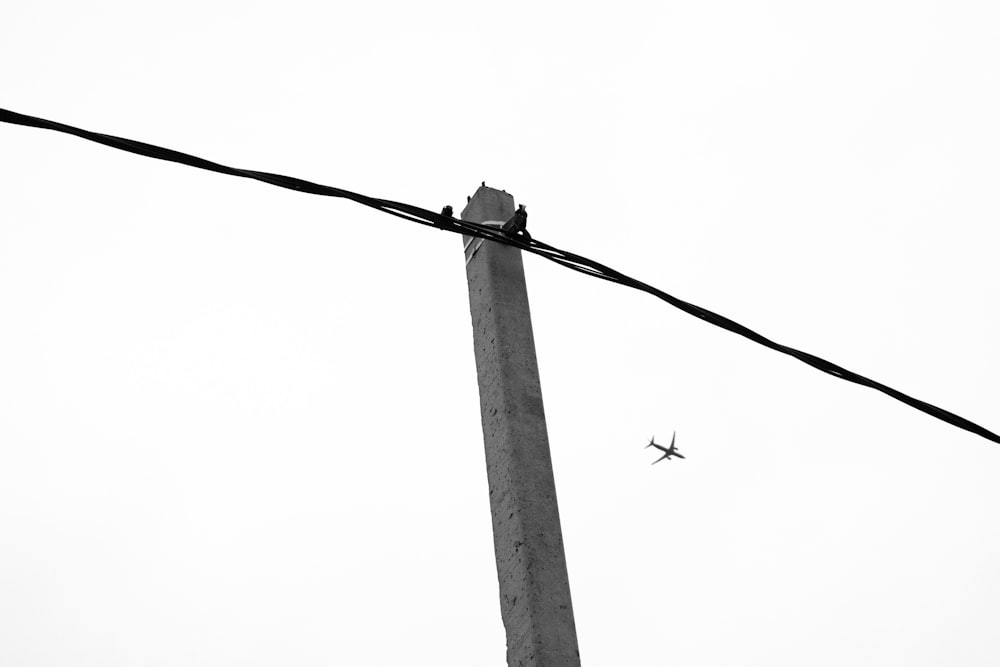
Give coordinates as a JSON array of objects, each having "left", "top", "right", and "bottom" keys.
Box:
[
  {"left": 502, "top": 204, "right": 530, "bottom": 241},
  {"left": 437, "top": 205, "right": 454, "bottom": 230}
]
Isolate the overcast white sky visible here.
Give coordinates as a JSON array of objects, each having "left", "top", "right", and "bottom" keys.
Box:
[{"left": 2, "top": 1, "right": 999, "bottom": 665}]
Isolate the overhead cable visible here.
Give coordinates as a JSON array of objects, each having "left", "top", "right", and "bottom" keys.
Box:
[{"left": 2, "top": 106, "right": 996, "bottom": 446}]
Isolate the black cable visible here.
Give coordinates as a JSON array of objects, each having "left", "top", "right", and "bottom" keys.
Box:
[{"left": 2, "top": 106, "right": 997, "bottom": 445}]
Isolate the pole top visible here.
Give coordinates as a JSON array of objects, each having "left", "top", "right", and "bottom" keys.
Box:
[
  {"left": 461, "top": 184, "right": 516, "bottom": 225},
  {"left": 461, "top": 185, "right": 518, "bottom": 265}
]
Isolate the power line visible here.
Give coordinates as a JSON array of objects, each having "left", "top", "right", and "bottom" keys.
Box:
[{"left": 2, "top": 106, "right": 997, "bottom": 446}]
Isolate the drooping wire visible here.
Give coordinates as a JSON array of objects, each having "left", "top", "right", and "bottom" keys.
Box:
[{"left": 2, "top": 106, "right": 997, "bottom": 445}]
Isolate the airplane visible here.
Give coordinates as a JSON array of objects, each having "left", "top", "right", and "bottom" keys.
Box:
[{"left": 646, "top": 432, "right": 684, "bottom": 464}]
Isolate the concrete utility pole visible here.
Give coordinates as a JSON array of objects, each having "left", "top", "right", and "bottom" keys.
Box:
[{"left": 461, "top": 186, "right": 581, "bottom": 667}]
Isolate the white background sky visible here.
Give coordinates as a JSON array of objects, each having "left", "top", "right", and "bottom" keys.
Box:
[{"left": 2, "top": 1, "right": 999, "bottom": 665}]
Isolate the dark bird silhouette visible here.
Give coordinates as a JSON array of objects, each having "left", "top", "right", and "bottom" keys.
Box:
[
  {"left": 441, "top": 205, "right": 453, "bottom": 217},
  {"left": 646, "top": 432, "right": 684, "bottom": 464},
  {"left": 482, "top": 181, "right": 486, "bottom": 187},
  {"left": 502, "top": 204, "right": 530, "bottom": 241}
]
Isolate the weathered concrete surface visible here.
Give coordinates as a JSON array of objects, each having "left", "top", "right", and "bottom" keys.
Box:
[{"left": 462, "top": 186, "right": 581, "bottom": 667}]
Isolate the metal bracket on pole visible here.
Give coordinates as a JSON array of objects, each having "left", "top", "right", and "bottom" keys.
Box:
[{"left": 463, "top": 220, "right": 503, "bottom": 267}]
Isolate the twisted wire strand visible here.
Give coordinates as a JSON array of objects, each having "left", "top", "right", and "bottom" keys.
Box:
[{"left": 2, "top": 106, "right": 996, "bottom": 445}]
